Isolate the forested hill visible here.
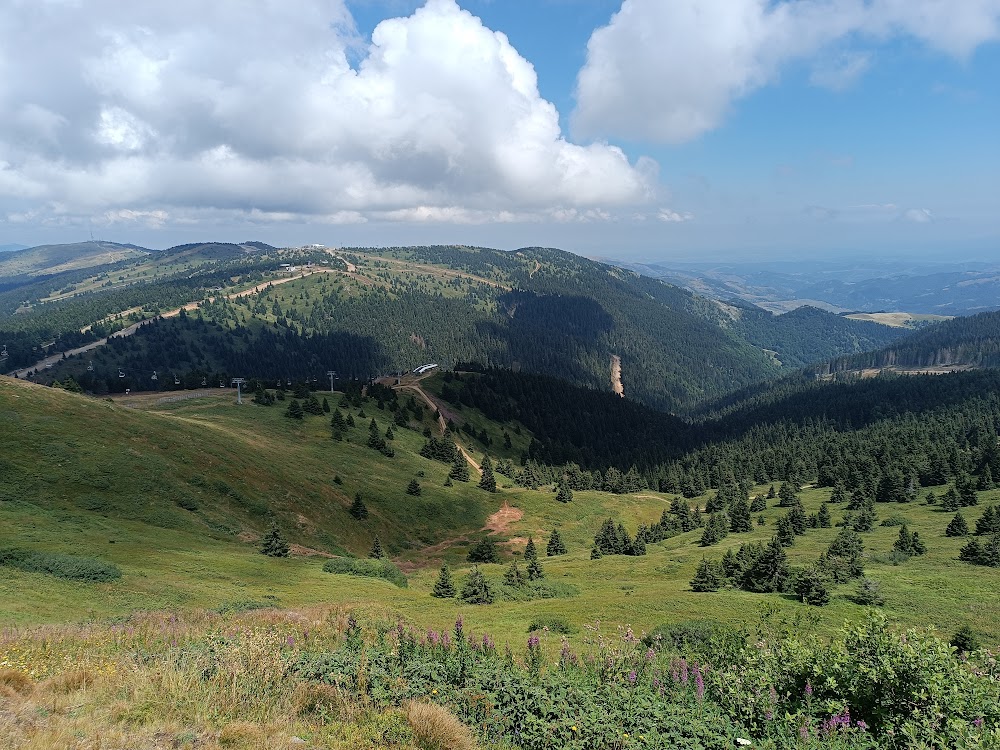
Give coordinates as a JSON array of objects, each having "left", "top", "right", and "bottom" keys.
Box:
[
  {"left": 19, "top": 243, "right": 916, "bottom": 414},
  {"left": 816, "top": 310, "right": 1000, "bottom": 374},
  {"left": 727, "top": 302, "right": 908, "bottom": 368}
]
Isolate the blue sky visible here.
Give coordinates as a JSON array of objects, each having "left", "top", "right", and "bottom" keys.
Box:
[{"left": 0, "top": 0, "right": 997, "bottom": 261}]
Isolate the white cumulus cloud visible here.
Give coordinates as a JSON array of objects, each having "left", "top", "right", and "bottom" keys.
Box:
[
  {"left": 0, "top": 0, "right": 653, "bottom": 229},
  {"left": 574, "top": 0, "right": 1000, "bottom": 143}
]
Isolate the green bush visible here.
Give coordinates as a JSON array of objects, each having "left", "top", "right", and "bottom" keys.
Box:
[
  {"left": 527, "top": 616, "right": 575, "bottom": 634},
  {"left": 322, "top": 556, "right": 408, "bottom": 588},
  {"left": 0, "top": 547, "right": 122, "bottom": 582}
]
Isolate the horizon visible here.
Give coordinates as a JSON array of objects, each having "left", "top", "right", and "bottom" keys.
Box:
[{"left": 1, "top": 1, "right": 998, "bottom": 260}]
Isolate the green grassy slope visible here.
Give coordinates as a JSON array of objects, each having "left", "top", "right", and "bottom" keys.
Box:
[{"left": 2, "top": 376, "right": 998, "bottom": 648}]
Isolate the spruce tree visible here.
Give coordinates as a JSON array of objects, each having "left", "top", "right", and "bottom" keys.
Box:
[
  {"left": 467, "top": 537, "right": 500, "bottom": 564},
  {"left": 322, "top": 397, "right": 330, "bottom": 413},
  {"left": 590, "top": 546, "right": 603, "bottom": 560},
  {"left": 460, "top": 567, "right": 494, "bottom": 604},
  {"left": 546, "top": 529, "right": 567, "bottom": 556},
  {"left": 431, "top": 563, "right": 456, "bottom": 598},
  {"left": 795, "top": 567, "right": 831, "bottom": 606},
  {"left": 946, "top": 512, "right": 969, "bottom": 537},
  {"left": 406, "top": 479, "right": 421, "bottom": 496},
  {"left": 284, "top": 399, "right": 304, "bottom": 419},
  {"left": 778, "top": 481, "right": 798, "bottom": 507},
  {"left": 526, "top": 556, "right": 544, "bottom": 581},
  {"left": 260, "top": 524, "right": 290, "bottom": 557},
  {"left": 789, "top": 500, "right": 807, "bottom": 535},
  {"left": 349, "top": 493, "right": 369, "bottom": 520},
  {"left": 690, "top": 557, "right": 722, "bottom": 592},
  {"left": 449, "top": 451, "right": 470, "bottom": 482},
  {"left": 776, "top": 514, "right": 795, "bottom": 547},
  {"left": 503, "top": 559, "right": 527, "bottom": 587},
  {"left": 817, "top": 502, "right": 833, "bottom": 528},
  {"left": 729, "top": 496, "right": 752, "bottom": 533},
  {"left": 524, "top": 537, "right": 538, "bottom": 563},
  {"left": 976, "top": 506, "right": 999, "bottom": 535},
  {"left": 369, "top": 536, "right": 385, "bottom": 559},
  {"left": 749, "top": 495, "right": 766, "bottom": 513},
  {"left": 479, "top": 455, "right": 497, "bottom": 492},
  {"left": 555, "top": 482, "right": 573, "bottom": 503},
  {"left": 743, "top": 537, "right": 790, "bottom": 593},
  {"left": 444, "top": 476, "right": 453, "bottom": 487}
]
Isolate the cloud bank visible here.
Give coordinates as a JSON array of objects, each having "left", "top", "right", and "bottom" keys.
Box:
[
  {"left": 574, "top": 0, "right": 1000, "bottom": 143},
  {"left": 0, "top": 0, "right": 653, "bottom": 229}
]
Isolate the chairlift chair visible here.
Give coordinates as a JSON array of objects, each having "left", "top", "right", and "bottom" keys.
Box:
[
  {"left": 174, "top": 375, "right": 181, "bottom": 385},
  {"left": 118, "top": 369, "right": 125, "bottom": 378},
  {"left": 0, "top": 344, "right": 7, "bottom": 358},
  {"left": 151, "top": 371, "right": 158, "bottom": 381},
  {"left": 201, "top": 377, "right": 207, "bottom": 386},
  {"left": 87, "top": 360, "right": 94, "bottom": 371}
]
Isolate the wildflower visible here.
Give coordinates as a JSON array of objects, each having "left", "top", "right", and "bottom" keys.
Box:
[
  {"left": 286, "top": 636, "right": 295, "bottom": 647},
  {"left": 570, "top": 726, "right": 577, "bottom": 732},
  {"left": 627, "top": 670, "right": 637, "bottom": 684},
  {"left": 623, "top": 733, "right": 629, "bottom": 738},
  {"left": 528, "top": 634, "right": 540, "bottom": 648},
  {"left": 455, "top": 615, "right": 463, "bottom": 635},
  {"left": 973, "top": 718, "right": 984, "bottom": 728},
  {"left": 694, "top": 667, "right": 705, "bottom": 702},
  {"left": 431, "top": 688, "right": 438, "bottom": 695},
  {"left": 736, "top": 739, "right": 752, "bottom": 747},
  {"left": 804, "top": 681, "right": 813, "bottom": 698}
]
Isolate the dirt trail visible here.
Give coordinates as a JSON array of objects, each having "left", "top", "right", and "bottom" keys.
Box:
[
  {"left": 611, "top": 355, "right": 624, "bottom": 397},
  {"left": 529, "top": 260, "right": 541, "bottom": 278},
  {"left": 407, "top": 501, "right": 524, "bottom": 568},
  {"left": 394, "top": 376, "right": 481, "bottom": 472}
]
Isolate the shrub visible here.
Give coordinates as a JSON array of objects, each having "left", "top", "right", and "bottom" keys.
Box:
[
  {"left": 466, "top": 537, "right": 500, "bottom": 564},
  {"left": 854, "top": 577, "right": 885, "bottom": 606},
  {"left": 322, "top": 557, "right": 408, "bottom": 588},
  {"left": 405, "top": 700, "right": 477, "bottom": 750},
  {"left": 527, "top": 616, "right": 575, "bottom": 635},
  {"left": 951, "top": 625, "right": 981, "bottom": 654},
  {"left": 879, "top": 513, "right": 908, "bottom": 527},
  {"left": 0, "top": 548, "right": 122, "bottom": 582}
]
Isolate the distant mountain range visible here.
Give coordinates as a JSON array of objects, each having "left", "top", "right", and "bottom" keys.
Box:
[
  {"left": 0, "top": 243, "right": 28, "bottom": 253},
  {"left": 620, "top": 258, "right": 1000, "bottom": 315}
]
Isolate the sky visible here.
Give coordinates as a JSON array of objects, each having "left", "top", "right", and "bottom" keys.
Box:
[{"left": 0, "top": 0, "right": 998, "bottom": 261}]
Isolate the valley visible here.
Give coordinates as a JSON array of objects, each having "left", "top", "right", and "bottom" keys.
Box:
[{"left": 3, "top": 241, "right": 1000, "bottom": 749}]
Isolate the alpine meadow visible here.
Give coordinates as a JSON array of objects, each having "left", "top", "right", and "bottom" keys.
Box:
[{"left": 3, "top": 1, "right": 1000, "bottom": 749}]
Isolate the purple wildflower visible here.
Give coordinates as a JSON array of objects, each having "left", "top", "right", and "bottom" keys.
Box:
[
  {"left": 628, "top": 670, "right": 637, "bottom": 684},
  {"left": 286, "top": 636, "right": 296, "bottom": 647},
  {"left": 805, "top": 681, "right": 813, "bottom": 698},
  {"left": 455, "top": 616, "right": 464, "bottom": 635},
  {"left": 694, "top": 667, "right": 704, "bottom": 703},
  {"left": 645, "top": 648, "right": 656, "bottom": 662},
  {"left": 528, "top": 634, "right": 540, "bottom": 648},
  {"left": 482, "top": 633, "right": 494, "bottom": 649}
]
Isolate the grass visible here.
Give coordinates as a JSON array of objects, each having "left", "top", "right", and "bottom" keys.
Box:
[{"left": 2, "top": 376, "right": 999, "bottom": 651}]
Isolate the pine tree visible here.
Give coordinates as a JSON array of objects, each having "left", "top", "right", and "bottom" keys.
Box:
[
  {"left": 444, "top": 476, "right": 453, "bottom": 487},
  {"left": 546, "top": 529, "right": 567, "bottom": 556},
  {"left": 795, "top": 567, "right": 831, "bottom": 606},
  {"left": 946, "top": 512, "right": 969, "bottom": 537},
  {"left": 479, "top": 455, "right": 497, "bottom": 492},
  {"left": 976, "top": 506, "right": 999, "bottom": 535},
  {"left": 524, "top": 537, "right": 538, "bottom": 563},
  {"left": 260, "top": 524, "right": 290, "bottom": 557},
  {"left": 555, "top": 482, "right": 573, "bottom": 503},
  {"left": 749, "top": 495, "right": 766, "bottom": 513},
  {"left": 406, "top": 479, "right": 421, "bottom": 496},
  {"left": 322, "top": 397, "right": 330, "bottom": 413},
  {"left": 690, "top": 557, "right": 722, "bottom": 592},
  {"left": 460, "top": 567, "right": 494, "bottom": 604},
  {"left": 789, "top": 500, "right": 807, "bottom": 535},
  {"left": 449, "top": 451, "right": 470, "bottom": 482},
  {"left": 817, "top": 502, "right": 833, "bottom": 528},
  {"left": 729, "top": 496, "right": 752, "bottom": 533},
  {"left": 590, "top": 546, "right": 603, "bottom": 560},
  {"left": 467, "top": 537, "right": 500, "bottom": 564},
  {"left": 743, "top": 537, "right": 790, "bottom": 593},
  {"left": 830, "top": 483, "right": 848, "bottom": 504},
  {"left": 369, "top": 536, "right": 385, "bottom": 559},
  {"left": 385, "top": 425, "right": 395, "bottom": 441},
  {"left": 526, "top": 556, "right": 544, "bottom": 581},
  {"left": 284, "top": 399, "right": 304, "bottom": 419},
  {"left": 778, "top": 481, "right": 798, "bottom": 507},
  {"left": 431, "top": 563, "right": 456, "bottom": 598},
  {"left": 503, "top": 559, "right": 527, "bottom": 587},
  {"left": 776, "top": 514, "right": 795, "bottom": 547},
  {"left": 767, "top": 484, "right": 777, "bottom": 499},
  {"left": 349, "top": 493, "right": 369, "bottom": 520}
]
